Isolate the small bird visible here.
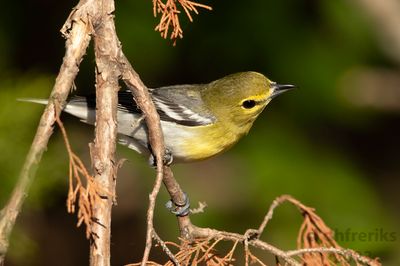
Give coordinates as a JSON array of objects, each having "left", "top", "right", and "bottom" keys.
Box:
[{"left": 21, "top": 72, "right": 295, "bottom": 163}]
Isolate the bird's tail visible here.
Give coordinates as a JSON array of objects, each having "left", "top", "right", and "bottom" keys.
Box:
[
  {"left": 18, "top": 97, "right": 95, "bottom": 124},
  {"left": 17, "top": 98, "right": 49, "bottom": 105}
]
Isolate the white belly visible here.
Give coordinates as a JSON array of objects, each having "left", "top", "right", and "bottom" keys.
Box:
[
  {"left": 116, "top": 112, "right": 195, "bottom": 161},
  {"left": 63, "top": 104, "right": 196, "bottom": 161}
]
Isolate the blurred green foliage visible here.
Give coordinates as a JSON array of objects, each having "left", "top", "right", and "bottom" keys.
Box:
[{"left": 0, "top": 0, "right": 399, "bottom": 265}]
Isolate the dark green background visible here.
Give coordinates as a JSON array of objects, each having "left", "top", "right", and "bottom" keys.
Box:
[{"left": 1, "top": 0, "right": 399, "bottom": 265}]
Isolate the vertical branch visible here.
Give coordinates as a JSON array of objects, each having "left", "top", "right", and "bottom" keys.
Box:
[
  {"left": 90, "top": 0, "right": 120, "bottom": 265},
  {"left": 163, "top": 166, "right": 194, "bottom": 240},
  {"left": 0, "top": 13, "right": 92, "bottom": 264},
  {"left": 118, "top": 51, "right": 194, "bottom": 264},
  {"left": 119, "top": 54, "right": 166, "bottom": 265}
]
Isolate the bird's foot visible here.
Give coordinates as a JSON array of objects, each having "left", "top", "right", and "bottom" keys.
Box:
[
  {"left": 148, "top": 148, "right": 174, "bottom": 167},
  {"left": 165, "top": 192, "right": 190, "bottom": 217}
]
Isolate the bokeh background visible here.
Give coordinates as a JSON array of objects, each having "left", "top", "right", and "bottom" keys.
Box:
[{"left": 1, "top": 0, "right": 400, "bottom": 265}]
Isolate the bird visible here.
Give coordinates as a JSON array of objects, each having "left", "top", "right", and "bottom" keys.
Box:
[{"left": 21, "top": 71, "right": 295, "bottom": 164}]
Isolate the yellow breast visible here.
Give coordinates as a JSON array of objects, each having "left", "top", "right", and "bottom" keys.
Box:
[{"left": 173, "top": 123, "right": 246, "bottom": 162}]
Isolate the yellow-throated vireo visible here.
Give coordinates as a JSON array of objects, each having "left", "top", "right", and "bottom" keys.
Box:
[{"left": 21, "top": 72, "right": 295, "bottom": 163}]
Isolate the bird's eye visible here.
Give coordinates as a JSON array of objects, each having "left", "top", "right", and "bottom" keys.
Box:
[{"left": 242, "top": 100, "right": 256, "bottom": 109}]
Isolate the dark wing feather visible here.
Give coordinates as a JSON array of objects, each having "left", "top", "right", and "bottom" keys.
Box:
[
  {"left": 118, "top": 89, "right": 215, "bottom": 126},
  {"left": 69, "top": 89, "right": 215, "bottom": 127}
]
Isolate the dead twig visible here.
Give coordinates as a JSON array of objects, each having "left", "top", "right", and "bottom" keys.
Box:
[
  {"left": 56, "top": 112, "right": 111, "bottom": 241},
  {"left": 0, "top": 7, "right": 92, "bottom": 263},
  {"left": 152, "top": 0, "right": 212, "bottom": 44},
  {"left": 118, "top": 52, "right": 167, "bottom": 266},
  {"left": 256, "top": 194, "right": 292, "bottom": 238},
  {"left": 286, "top": 247, "right": 380, "bottom": 266},
  {"left": 190, "top": 201, "right": 207, "bottom": 215},
  {"left": 130, "top": 195, "right": 381, "bottom": 266},
  {"left": 153, "top": 230, "right": 180, "bottom": 266}
]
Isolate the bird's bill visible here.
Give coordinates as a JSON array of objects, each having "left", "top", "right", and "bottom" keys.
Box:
[{"left": 270, "top": 83, "right": 296, "bottom": 99}]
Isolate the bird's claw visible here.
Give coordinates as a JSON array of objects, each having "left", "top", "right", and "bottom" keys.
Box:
[
  {"left": 165, "top": 192, "right": 190, "bottom": 217},
  {"left": 149, "top": 148, "right": 174, "bottom": 167},
  {"left": 163, "top": 150, "right": 173, "bottom": 165}
]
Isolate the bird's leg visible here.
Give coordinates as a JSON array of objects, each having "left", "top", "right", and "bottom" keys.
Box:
[{"left": 148, "top": 150, "right": 191, "bottom": 216}]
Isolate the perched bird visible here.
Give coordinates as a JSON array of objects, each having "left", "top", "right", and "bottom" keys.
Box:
[{"left": 21, "top": 72, "right": 295, "bottom": 163}]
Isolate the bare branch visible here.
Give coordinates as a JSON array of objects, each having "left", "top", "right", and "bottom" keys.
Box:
[
  {"left": 162, "top": 166, "right": 194, "bottom": 240},
  {"left": 256, "top": 194, "right": 293, "bottom": 238},
  {"left": 0, "top": 8, "right": 92, "bottom": 263},
  {"left": 141, "top": 166, "right": 165, "bottom": 266},
  {"left": 87, "top": 0, "right": 121, "bottom": 264},
  {"left": 118, "top": 52, "right": 166, "bottom": 266},
  {"left": 286, "top": 247, "right": 381, "bottom": 266},
  {"left": 130, "top": 195, "right": 381, "bottom": 266}
]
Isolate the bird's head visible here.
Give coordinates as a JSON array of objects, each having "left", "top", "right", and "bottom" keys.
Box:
[{"left": 203, "top": 72, "right": 295, "bottom": 133}]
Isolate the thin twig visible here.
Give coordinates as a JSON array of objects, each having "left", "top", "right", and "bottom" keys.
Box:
[
  {"left": 286, "top": 247, "right": 381, "bottom": 266},
  {"left": 153, "top": 230, "right": 180, "bottom": 266},
  {"left": 222, "top": 239, "right": 239, "bottom": 263},
  {"left": 129, "top": 195, "right": 380, "bottom": 266},
  {"left": 256, "top": 194, "right": 292, "bottom": 238},
  {"left": 141, "top": 172, "right": 165, "bottom": 266},
  {"left": 190, "top": 201, "right": 207, "bottom": 215},
  {"left": 197, "top": 236, "right": 222, "bottom": 262},
  {"left": 189, "top": 227, "right": 301, "bottom": 266},
  {"left": 118, "top": 53, "right": 166, "bottom": 266},
  {"left": 0, "top": 7, "right": 92, "bottom": 263}
]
